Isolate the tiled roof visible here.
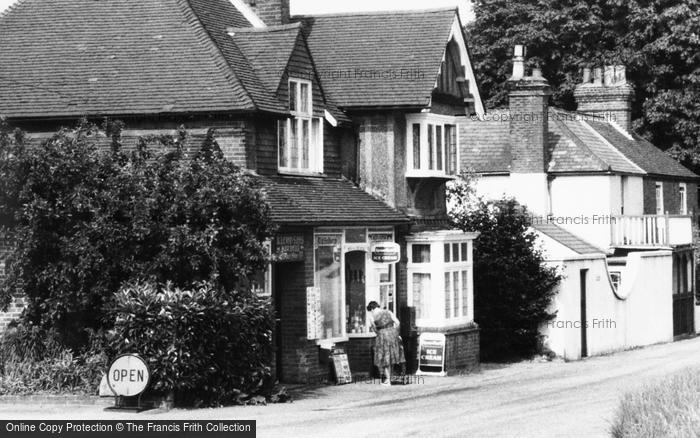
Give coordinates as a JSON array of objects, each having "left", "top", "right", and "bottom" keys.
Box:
[
  {"left": 258, "top": 175, "right": 409, "bottom": 225},
  {"left": 0, "top": 0, "right": 286, "bottom": 118},
  {"left": 548, "top": 110, "right": 642, "bottom": 174},
  {"left": 462, "top": 108, "right": 697, "bottom": 179},
  {"left": 587, "top": 121, "right": 698, "bottom": 179},
  {"left": 459, "top": 110, "right": 511, "bottom": 173},
  {"left": 231, "top": 24, "right": 302, "bottom": 94},
  {"left": 532, "top": 222, "right": 603, "bottom": 255},
  {"left": 299, "top": 8, "right": 458, "bottom": 109}
]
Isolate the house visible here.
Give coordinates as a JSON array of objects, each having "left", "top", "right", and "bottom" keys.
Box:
[
  {"left": 0, "top": 0, "right": 482, "bottom": 382},
  {"left": 460, "top": 46, "right": 699, "bottom": 359}
]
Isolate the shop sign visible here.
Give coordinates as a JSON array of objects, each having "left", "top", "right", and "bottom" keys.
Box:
[
  {"left": 332, "top": 350, "right": 353, "bottom": 385},
  {"left": 371, "top": 242, "right": 400, "bottom": 264},
  {"left": 306, "top": 287, "right": 322, "bottom": 340},
  {"left": 369, "top": 232, "right": 394, "bottom": 242},
  {"left": 417, "top": 333, "right": 446, "bottom": 376},
  {"left": 275, "top": 234, "right": 304, "bottom": 262},
  {"left": 107, "top": 354, "right": 150, "bottom": 397}
]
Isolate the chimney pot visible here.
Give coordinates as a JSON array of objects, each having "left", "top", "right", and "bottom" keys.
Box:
[
  {"left": 593, "top": 67, "right": 603, "bottom": 85},
  {"left": 510, "top": 45, "right": 526, "bottom": 80},
  {"left": 604, "top": 65, "right": 615, "bottom": 86},
  {"left": 532, "top": 67, "right": 543, "bottom": 79},
  {"left": 614, "top": 65, "right": 627, "bottom": 85},
  {"left": 582, "top": 67, "right": 591, "bottom": 84}
]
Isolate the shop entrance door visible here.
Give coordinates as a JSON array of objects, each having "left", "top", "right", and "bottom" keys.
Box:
[{"left": 345, "top": 251, "right": 366, "bottom": 334}]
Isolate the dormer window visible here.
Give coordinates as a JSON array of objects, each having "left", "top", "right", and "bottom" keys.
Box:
[{"left": 278, "top": 78, "right": 323, "bottom": 173}]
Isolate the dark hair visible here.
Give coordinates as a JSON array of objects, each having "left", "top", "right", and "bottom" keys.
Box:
[{"left": 366, "top": 301, "right": 380, "bottom": 312}]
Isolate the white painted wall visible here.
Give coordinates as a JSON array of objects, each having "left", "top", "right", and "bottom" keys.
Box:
[
  {"left": 541, "top": 251, "right": 673, "bottom": 360},
  {"left": 473, "top": 175, "right": 511, "bottom": 201}
]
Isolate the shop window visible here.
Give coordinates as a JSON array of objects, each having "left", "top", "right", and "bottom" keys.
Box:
[
  {"left": 407, "top": 233, "right": 474, "bottom": 327},
  {"left": 314, "top": 234, "right": 343, "bottom": 340},
  {"left": 406, "top": 115, "right": 459, "bottom": 177},
  {"left": 279, "top": 78, "right": 323, "bottom": 174}
]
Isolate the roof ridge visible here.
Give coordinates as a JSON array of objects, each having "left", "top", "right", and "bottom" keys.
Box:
[
  {"left": 176, "top": 0, "right": 257, "bottom": 109},
  {"left": 228, "top": 22, "right": 301, "bottom": 33},
  {"left": 293, "top": 7, "right": 456, "bottom": 19},
  {"left": 581, "top": 119, "right": 645, "bottom": 174},
  {"left": 0, "top": 0, "right": 25, "bottom": 20}
]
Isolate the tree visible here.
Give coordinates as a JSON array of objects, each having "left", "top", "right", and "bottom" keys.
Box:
[
  {"left": 0, "top": 119, "right": 275, "bottom": 349},
  {"left": 466, "top": 0, "right": 700, "bottom": 171},
  {"left": 448, "top": 175, "right": 561, "bottom": 361}
]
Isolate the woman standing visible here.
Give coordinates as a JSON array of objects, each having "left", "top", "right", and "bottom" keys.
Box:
[{"left": 367, "top": 301, "right": 406, "bottom": 386}]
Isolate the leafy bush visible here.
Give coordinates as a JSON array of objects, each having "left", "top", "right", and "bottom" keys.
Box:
[
  {"left": 611, "top": 368, "right": 700, "bottom": 437},
  {"left": 0, "top": 326, "right": 107, "bottom": 395},
  {"left": 0, "top": 119, "right": 275, "bottom": 350},
  {"left": 449, "top": 175, "right": 561, "bottom": 361},
  {"left": 108, "top": 281, "right": 274, "bottom": 407}
]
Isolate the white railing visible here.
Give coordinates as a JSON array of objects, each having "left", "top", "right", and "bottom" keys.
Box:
[{"left": 611, "top": 215, "right": 693, "bottom": 247}]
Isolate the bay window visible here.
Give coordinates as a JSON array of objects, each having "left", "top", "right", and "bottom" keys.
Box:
[
  {"left": 406, "top": 114, "right": 459, "bottom": 177},
  {"left": 279, "top": 78, "right": 323, "bottom": 173},
  {"left": 407, "top": 231, "right": 475, "bottom": 327}
]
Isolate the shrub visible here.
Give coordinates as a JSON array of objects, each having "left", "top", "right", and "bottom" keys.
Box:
[
  {"left": 0, "top": 119, "right": 275, "bottom": 350},
  {"left": 611, "top": 368, "right": 700, "bottom": 437},
  {"left": 448, "top": 175, "right": 561, "bottom": 361},
  {"left": 108, "top": 281, "right": 274, "bottom": 407}
]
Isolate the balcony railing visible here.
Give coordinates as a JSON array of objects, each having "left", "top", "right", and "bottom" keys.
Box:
[{"left": 611, "top": 215, "right": 693, "bottom": 247}]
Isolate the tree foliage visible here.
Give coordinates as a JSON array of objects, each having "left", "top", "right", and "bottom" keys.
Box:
[
  {"left": 467, "top": 0, "right": 700, "bottom": 170},
  {"left": 0, "top": 119, "right": 275, "bottom": 349},
  {"left": 448, "top": 175, "right": 561, "bottom": 361}
]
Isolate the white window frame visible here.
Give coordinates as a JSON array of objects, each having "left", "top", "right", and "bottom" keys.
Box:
[
  {"left": 251, "top": 241, "right": 272, "bottom": 297},
  {"left": 655, "top": 182, "right": 664, "bottom": 215},
  {"left": 679, "top": 183, "right": 687, "bottom": 215},
  {"left": 406, "top": 113, "right": 460, "bottom": 178},
  {"left": 406, "top": 231, "right": 475, "bottom": 328},
  {"left": 278, "top": 78, "right": 324, "bottom": 174}
]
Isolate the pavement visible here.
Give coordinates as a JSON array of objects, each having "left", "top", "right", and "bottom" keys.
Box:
[{"left": 3, "top": 336, "right": 700, "bottom": 437}]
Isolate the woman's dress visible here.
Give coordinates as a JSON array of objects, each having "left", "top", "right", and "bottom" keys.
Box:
[{"left": 373, "top": 310, "right": 406, "bottom": 368}]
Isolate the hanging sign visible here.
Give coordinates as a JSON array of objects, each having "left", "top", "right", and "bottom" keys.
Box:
[
  {"left": 371, "top": 242, "right": 400, "bottom": 264},
  {"left": 416, "top": 333, "right": 446, "bottom": 376},
  {"left": 107, "top": 354, "right": 150, "bottom": 397}
]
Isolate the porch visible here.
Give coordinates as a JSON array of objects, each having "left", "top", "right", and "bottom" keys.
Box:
[{"left": 610, "top": 215, "right": 693, "bottom": 248}]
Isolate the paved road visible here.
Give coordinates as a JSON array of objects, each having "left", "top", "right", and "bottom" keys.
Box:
[{"left": 3, "top": 337, "right": 700, "bottom": 437}]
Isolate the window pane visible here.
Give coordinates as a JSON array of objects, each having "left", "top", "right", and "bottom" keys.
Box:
[
  {"left": 278, "top": 120, "right": 288, "bottom": 168},
  {"left": 315, "top": 243, "right": 343, "bottom": 339},
  {"left": 428, "top": 124, "right": 434, "bottom": 170},
  {"left": 412, "top": 273, "right": 431, "bottom": 319},
  {"left": 300, "top": 82, "right": 310, "bottom": 114},
  {"left": 436, "top": 125, "right": 443, "bottom": 171},
  {"left": 345, "top": 228, "right": 366, "bottom": 243},
  {"left": 289, "top": 81, "right": 298, "bottom": 112},
  {"left": 447, "top": 124, "right": 457, "bottom": 174},
  {"left": 301, "top": 119, "right": 310, "bottom": 169},
  {"left": 380, "top": 284, "right": 395, "bottom": 313},
  {"left": 461, "top": 270, "right": 468, "bottom": 316},
  {"left": 452, "top": 243, "right": 459, "bottom": 262},
  {"left": 411, "top": 244, "right": 431, "bottom": 263},
  {"left": 444, "top": 272, "right": 451, "bottom": 319},
  {"left": 377, "top": 264, "right": 392, "bottom": 283},
  {"left": 444, "top": 243, "right": 451, "bottom": 263},
  {"left": 412, "top": 124, "right": 421, "bottom": 169},
  {"left": 312, "top": 118, "right": 321, "bottom": 171},
  {"left": 453, "top": 271, "right": 459, "bottom": 318},
  {"left": 346, "top": 251, "right": 366, "bottom": 334},
  {"left": 461, "top": 242, "right": 468, "bottom": 261},
  {"left": 289, "top": 119, "right": 299, "bottom": 168}
]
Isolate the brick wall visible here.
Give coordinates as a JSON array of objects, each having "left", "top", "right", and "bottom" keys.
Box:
[
  {"left": 242, "top": 0, "right": 289, "bottom": 25},
  {"left": 643, "top": 177, "right": 696, "bottom": 215},
  {"left": 414, "top": 326, "right": 480, "bottom": 374},
  {"left": 342, "top": 337, "right": 375, "bottom": 378},
  {"left": 0, "top": 296, "right": 25, "bottom": 333}
]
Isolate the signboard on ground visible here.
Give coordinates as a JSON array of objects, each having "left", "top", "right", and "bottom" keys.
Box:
[
  {"left": 107, "top": 354, "right": 150, "bottom": 397},
  {"left": 332, "top": 352, "right": 353, "bottom": 384},
  {"left": 416, "top": 333, "right": 446, "bottom": 376},
  {"left": 371, "top": 242, "right": 400, "bottom": 264}
]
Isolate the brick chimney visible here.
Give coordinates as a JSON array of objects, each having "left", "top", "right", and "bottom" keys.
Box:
[
  {"left": 574, "top": 65, "right": 634, "bottom": 132},
  {"left": 506, "top": 45, "right": 552, "bottom": 215},
  {"left": 242, "top": 0, "right": 290, "bottom": 26},
  {"left": 507, "top": 45, "right": 551, "bottom": 174}
]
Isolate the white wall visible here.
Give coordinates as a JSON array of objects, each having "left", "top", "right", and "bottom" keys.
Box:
[
  {"left": 473, "top": 175, "right": 511, "bottom": 201},
  {"left": 541, "top": 251, "right": 673, "bottom": 360}
]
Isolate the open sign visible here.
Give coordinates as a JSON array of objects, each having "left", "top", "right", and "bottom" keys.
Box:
[
  {"left": 371, "top": 242, "right": 400, "bottom": 264},
  {"left": 107, "top": 354, "right": 150, "bottom": 397}
]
